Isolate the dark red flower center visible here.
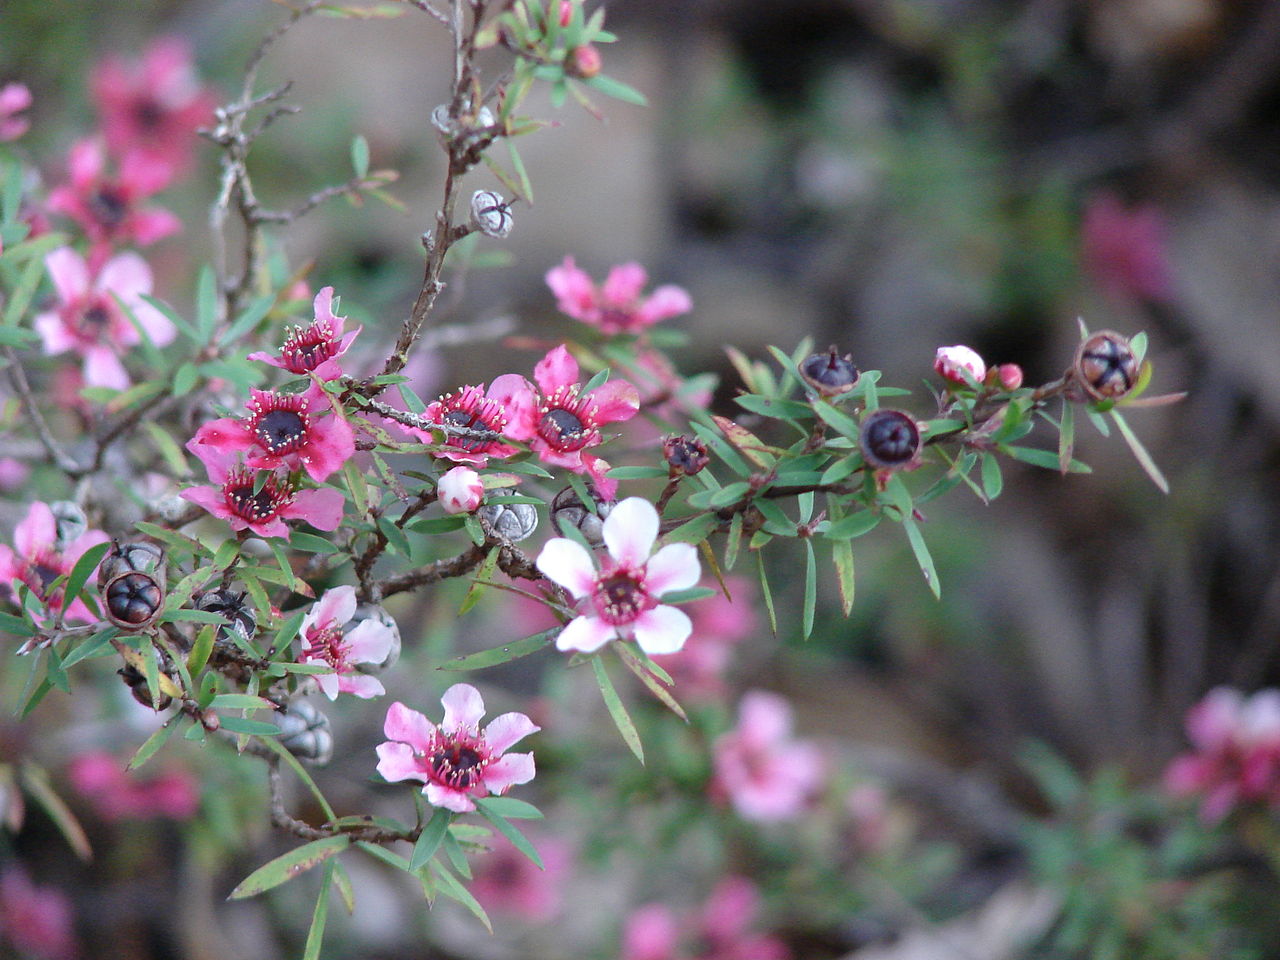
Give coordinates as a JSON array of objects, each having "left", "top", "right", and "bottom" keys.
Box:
[
  {"left": 76, "top": 303, "right": 112, "bottom": 340},
  {"left": 431, "top": 388, "right": 506, "bottom": 454},
  {"left": 134, "top": 98, "right": 165, "bottom": 131},
  {"left": 598, "top": 306, "right": 639, "bottom": 333},
  {"left": 223, "top": 468, "right": 292, "bottom": 523},
  {"left": 593, "top": 569, "right": 652, "bottom": 626},
  {"left": 280, "top": 323, "right": 339, "bottom": 374},
  {"left": 303, "top": 623, "right": 348, "bottom": 670},
  {"left": 428, "top": 732, "right": 490, "bottom": 790},
  {"left": 90, "top": 186, "right": 129, "bottom": 228},
  {"left": 253, "top": 408, "right": 309, "bottom": 455},
  {"left": 537, "top": 386, "right": 598, "bottom": 453}
]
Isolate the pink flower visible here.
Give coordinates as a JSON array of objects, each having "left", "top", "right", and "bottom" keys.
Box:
[
  {"left": 186, "top": 385, "right": 355, "bottom": 483},
  {"left": 246, "top": 286, "right": 360, "bottom": 379},
  {"left": 90, "top": 37, "right": 216, "bottom": 179},
  {"left": 67, "top": 750, "right": 199, "bottom": 821},
  {"left": 0, "top": 501, "right": 109, "bottom": 627},
  {"left": 712, "top": 691, "right": 824, "bottom": 822},
  {"left": 34, "top": 247, "right": 175, "bottom": 391},
  {"left": 1164, "top": 686, "right": 1280, "bottom": 821},
  {"left": 469, "top": 830, "right": 572, "bottom": 922},
  {"left": 661, "top": 576, "right": 757, "bottom": 700},
  {"left": 536, "top": 497, "right": 700, "bottom": 655},
  {"left": 0, "top": 458, "right": 31, "bottom": 492},
  {"left": 47, "top": 139, "right": 181, "bottom": 257},
  {"left": 933, "top": 345, "right": 986, "bottom": 386},
  {"left": 0, "top": 83, "right": 32, "bottom": 141},
  {"left": 408, "top": 376, "right": 532, "bottom": 467},
  {"left": 1080, "top": 191, "right": 1172, "bottom": 302},
  {"left": 697, "top": 877, "right": 790, "bottom": 960},
  {"left": 437, "top": 465, "right": 484, "bottom": 514},
  {"left": 297, "top": 585, "right": 397, "bottom": 700},
  {"left": 179, "top": 451, "right": 344, "bottom": 540},
  {"left": 502, "top": 345, "right": 639, "bottom": 498},
  {"left": 375, "top": 684, "right": 538, "bottom": 813},
  {"left": 546, "top": 256, "right": 692, "bottom": 335},
  {"left": 622, "top": 904, "right": 682, "bottom": 960},
  {"left": 0, "top": 867, "right": 78, "bottom": 960}
]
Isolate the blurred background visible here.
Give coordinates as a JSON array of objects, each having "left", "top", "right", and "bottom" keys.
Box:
[{"left": 3, "top": 0, "right": 1280, "bottom": 957}]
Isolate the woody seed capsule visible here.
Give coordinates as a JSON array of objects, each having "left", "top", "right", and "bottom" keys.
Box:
[
  {"left": 1074, "top": 330, "right": 1140, "bottom": 401},
  {"left": 859, "top": 409, "right": 922, "bottom": 471},
  {"left": 800, "top": 346, "right": 860, "bottom": 397},
  {"left": 470, "top": 190, "right": 512, "bottom": 239}
]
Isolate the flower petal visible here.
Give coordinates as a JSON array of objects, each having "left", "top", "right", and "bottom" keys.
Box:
[
  {"left": 282, "top": 487, "right": 345, "bottom": 531},
  {"left": 376, "top": 741, "right": 423, "bottom": 784},
  {"left": 554, "top": 614, "right": 615, "bottom": 653},
  {"left": 313, "top": 584, "right": 357, "bottom": 629},
  {"left": 14, "top": 501, "right": 56, "bottom": 559},
  {"left": 299, "top": 413, "right": 355, "bottom": 483},
  {"left": 632, "top": 605, "right": 692, "bottom": 655},
  {"left": 384, "top": 701, "right": 436, "bottom": 751},
  {"left": 586, "top": 379, "right": 639, "bottom": 424},
  {"left": 545, "top": 256, "right": 597, "bottom": 321},
  {"left": 644, "top": 542, "right": 701, "bottom": 596},
  {"left": 483, "top": 712, "right": 540, "bottom": 754},
  {"left": 602, "top": 497, "right": 658, "bottom": 568},
  {"left": 96, "top": 251, "right": 153, "bottom": 299},
  {"left": 533, "top": 344, "right": 578, "bottom": 393},
  {"left": 601, "top": 262, "right": 647, "bottom": 305},
  {"left": 636, "top": 284, "right": 692, "bottom": 325},
  {"left": 441, "top": 682, "right": 486, "bottom": 731},
  {"left": 45, "top": 247, "right": 89, "bottom": 305},
  {"left": 535, "top": 537, "right": 597, "bottom": 598},
  {"left": 315, "top": 671, "right": 340, "bottom": 700},
  {"left": 83, "top": 347, "right": 130, "bottom": 390},
  {"left": 34, "top": 311, "right": 77, "bottom": 356},
  {"left": 424, "top": 782, "right": 477, "bottom": 813},
  {"left": 482, "top": 752, "right": 536, "bottom": 794},
  {"left": 337, "top": 673, "right": 385, "bottom": 699},
  {"left": 344, "top": 618, "right": 395, "bottom": 666}
]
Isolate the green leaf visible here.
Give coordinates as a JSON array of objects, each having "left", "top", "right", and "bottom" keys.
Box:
[
  {"left": 219, "top": 294, "right": 274, "bottom": 348},
  {"left": 377, "top": 516, "right": 412, "bottom": 557},
  {"left": 663, "top": 512, "right": 719, "bottom": 545},
  {"left": 1110, "top": 410, "right": 1170, "bottom": 494},
  {"left": 823, "top": 510, "right": 880, "bottom": 540},
  {"left": 19, "top": 764, "right": 91, "bottom": 860},
  {"left": 128, "top": 717, "right": 183, "bottom": 771},
  {"left": 229, "top": 835, "right": 351, "bottom": 899},
  {"left": 290, "top": 532, "right": 342, "bottom": 554},
  {"left": 506, "top": 139, "right": 534, "bottom": 203},
  {"left": 62, "top": 541, "right": 110, "bottom": 612},
  {"left": 194, "top": 266, "right": 218, "bottom": 343},
  {"left": 210, "top": 693, "right": 277, "bottom": 710},
  {"left": 1002, "top": 444, "right": 1092, "bottom": 473},
  {"left": 980, "top": 452, "right": 1003, "bottom": 501},
  {"left": 902, "top": 517, "right": 940, "bottom": 599},
  {"left": 583, "top": 73, "right": 648, "bottom": 106},
  {"left": 3, "top": 253, "right": 46, "bottom": 327},
  {"left": 592, "top": 655, "right": 643, "bottom": 763},
  {"left": 343, "top": 461, "right": 370, "bottom": 516},
  {"left": 438, "top": 628, "right": 556, "bottom": 671},
  {"left": 757, "top": 551, "right": 777, "bottom": 635},
  {"left": 356, "top": 840, "right": 411, "bottom": 873},
  {"left": 410, "top": 807, "right": 452, "bottom": 872},
  {"left": 802, "top": 540, "right": 817, "bottom": 639},
  {"left": 606, "top": 465, "right": 669, "bottom": 480},
  {"left": 474, "top": 797, "right": 543, "bottom": 869},
  {"left": 427, "top": 862, "right": 492, "bottom": 933},
  {"left": 302, "top": 861, "right": 335, "bottom": 960},
  {"left": 140, "top": 294, "right": 200, "bottom": 344},
  {"left": 458, "top": 546, "right": 501, "bottom": 616},
  {"left": 216, "top": 717, "right": 283, "bottom": 736},
  {"left": 733, "top": 394, "right": 812, "bottom": 422},
  {"left": 615, "top": 643, "right": 687, "bottom": 722},
  {"left": 1058, "top": 399, "right": 1075, "bottom": 475},
  {"left": 473, "top": 796, "right": 543, "bottom": 820},
  {"left": 61, "top": 626, "right": 118, "bottom": 668},
  {"left": 811, "top": 398, "right": 861, "bottom": 441},
  {"left": 351, "top": 134, "right": 370, "bottom": 179},
  {"left": 186, "top": 624, "right": 216, "bottom": 677},
  {"left": 832, "top": 536, "right": 855, "bottom": 616}
]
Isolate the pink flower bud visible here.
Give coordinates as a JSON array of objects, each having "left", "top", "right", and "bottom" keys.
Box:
[
  {"left": 934, "top": 345, "right": 986, "bottom": 386},
  {"left": 568, "top": 44, "right": 602, "bottom": 79},
  {"left": 559, "top": 0, "right": 575, "bottom": 27},
  {"left": 438, "top": 466, "right": 484, "bottom": 514},
  {"left": 996, "top": 363, "right": 1024, "bottom": 390}
]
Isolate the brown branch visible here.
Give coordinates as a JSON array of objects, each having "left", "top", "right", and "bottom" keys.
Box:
[{"left": 377, "top": 542, "right": 488, "bottom": 598}]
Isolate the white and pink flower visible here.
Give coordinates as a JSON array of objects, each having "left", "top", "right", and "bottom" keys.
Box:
[
  {"left": 247, "top": 286, "right": 360, "bottom": 380},
  {"left": 437, "top": 465, "right": 484, "bottom": 514},
  {"left": 375, "top": 683, "right": 538, "bottom": 813},
  {"left": 712, "top": 690, "right": 825, "bottom": 822},
  {"left": 546, "top": 256, "right": 691, "bottom": 335},
  {"left": 179, "top": 451, "right": 343, "bottom": 540},
  {"left": 34, "top": 246, "right": 175, "bottom": 391},
  {"left": 535, "top": 497, "right": 700, "bottom": 655},
  {"left": 502, "top": 344, "right": 639, "bottom": 498},
  {"left": 933, "top": 345, "right": 986, "bottom": 387},
  {"left": 0, "top": 501, "right": 109, "bottom": 627},
  {"left": 186, "top": 385, "right": 355, "bottom": 483},
  {"left": 297, "top": 585, "right": 397, "bottom": 700}
]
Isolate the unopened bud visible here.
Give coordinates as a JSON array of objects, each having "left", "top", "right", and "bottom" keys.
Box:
[
  {"left": 934, "top": 345, "right": 986, "bottom": 386},
  {"left": 996, "top": 363, "right": 1023, "bottom": 390},
  {"left": 800, "top": 345, "right": 860, "bottom": 398},
  {"left": 470, "top": 190, "right": 513, "bottom": 239},
  {"left": 859, "top": 409, "right": 922, "bottom": 471},
  {"left": 663, "top": 435, "right": 709, "bottom": 476},
  {"left": 567, "top": 44, "right": 602, "bottom": 79},
  {"left": 559, "top": 0, "right": 575, "bottom": 27}
]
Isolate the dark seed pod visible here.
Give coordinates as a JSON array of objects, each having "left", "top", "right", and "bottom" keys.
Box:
[
  {"left": 193, "top": 589, "right": 257, "bottom": 646},
  {"left": 118, "top": 664, "right": 172, "bottom": 711},
  {"left": 1074, "top": 330, "right": 1140, "bottom": 401},
  {"left": 347, "top": 603, "right": 401, "bottom": 674},
  {"left": 274, "top": 700, "right": 333, "bottom": 766},
  {"left": 663, "top": 434, "right": 710, "bottom": 476},
  {"left": 800, "top": 345, "right": 860, "bottom": 398},
  {"left": 97, "top": 540, "right": 164, "bottom": 591},
  {"left": 550, "top": 484, "right": 613, "bottom": 547},
  {"left": 477, "top": 495, "right": 539, "bottom": 542},
  {"left": 104, "top": 571, "right": 164, "bottom": 630},
  {"left": 49, "top": 502, "right": 87, "bottom": 551},
  {"left": 859, "top": 409, "right": 922, "bottom": 471}
]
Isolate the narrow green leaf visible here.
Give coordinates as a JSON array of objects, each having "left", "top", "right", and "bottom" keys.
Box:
[
  {"left": 187, "top": 624, "right": 216, "bottom": 676},
  {"left": 332, "top": 860, "right": 356, "bottom": 914},
  {"left": 377, "top": 516, "right": 412, "bottom": 557},
  {"left": 442, "top": 830, "right": 470, "bottom": 878},
  {"left": 724, "top": 511, "right": 743, "bottom": 571},
  {"left": 616, "top": 643, "right": 687, "bottom": 722},
  {"left": 802, "top": 540, "right": 817, "bottom": 639},
  {"left": 606, "top": 465, "right": 669, "bottom": 480},
  {"left": 356, "top": 840, "right": 411, "bottom": 873},
  {"left": 3, "top": 254, "right": 46, "bottom": 327},
  {"left": 473, "top": 796, "right": 543, "bottom": 820},
  {"left": 980, "top": 452, "right": 1003, "bottom": 501},
  {"left": 0, "top": 609, "right": 35, "bottom": 637},
  {"left": 128, "top": 718, "right": 183, "bottom": 771},
  {"left": 1110, "top": 410, "right": 1170, "bottom": 493},
  {"left": 301, "top": 861, "right": 335, "bottom": 960},
  {"left": 1058, "top": 399, "right": 1075, "bottom": 474},
  {"left": 410, "top": 807, "right": 452, "bottom": 872},
  {"left": 757, "top": 552, "right": 777, "bottom": 635},
  {"left": 428, "top": 862, "right": 492, "bottom": 933},
  {"left": 824, "top": 510, "right": 880, "bottom": 540},
  {"left": 260, "top": 737, "right": 337, "bottom": 820},
  {"left": 351, "top": 134, "right": 370, "bottom": 179},
  {"left": 438, "top": 628, "right": 556, "bottom": 671},
  {"left": 172, "top": 361, "right": 201, "bottom": 398},
  {"left": 1001, "top": 445, "right": 1092, "bottom": 473},
  {"left": 458, "top": 546, "right": 501, "bottom": 616},
  {"left": 210, "top": 693, "right": 277, "bottom": 710},
  {"left": 583, "top": 73, "right": 648, "bottom": 105},
  {"left": 343, "top": 461, "right": 369, "bottom": 516},
  {"left": 61, "top": 626, "right": 118, "bottom": 668},
  {"left": 902, "top": 517, "right": 940, "bottom": 599},
  {"left": 140, "top": 294, "right": 200, "bottom": 344},
  {"left": 506, "top": 139, "right": 533, "bottom": 203},
  {"left": 474, "top": 798, "right": 543, "bottom": 869},
  {"left": 194, "top": 266, "right": 218, "bottom": 343},
  {"left": 19, "top": 764, "right": 92, "bottom": 860},
  {"left": 219, "top": 294, "right": 274, "bottom": 348},
  {"left": 290, "top": 532, "right": 342, "bottom": 554},
  {"left": 229, "top": 835, "right": 350, "bottom": 900},
  {"left": 832, "top": 537, "right": 855, "bottom": 616},
  {"left": 592, "top": 656, "right": 643, "bottom": 763},
  {"left": 62, "top": 541, "right": 110, "bottom": 612},
  {"left": 663, "top": 512, "right": 719, "bottom": 545},
  {"left": 216, "top": 717, "right": 282, "bottom": 736},
  {"left": 812, "top": 398, "right": 861, "bottom": 441}
]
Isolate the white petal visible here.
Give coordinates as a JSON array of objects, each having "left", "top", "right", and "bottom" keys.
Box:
[
  {"left": 602, "top": 497, "right": 658, "bottom": 567},
  {"left": 441, "top": 683, "right": 486, "bottom": 731},
  {"left": 632, "top": 605, "right": 692, "bottom": 655},
  {"left": 554, "top": 615, "right": 615, "bottom": 653},
  {"left": 535, "top": 537, "right": 597, "bottom": 599},
  {"left": 644, "top": 542, "right": 701, "bottom": 596}
]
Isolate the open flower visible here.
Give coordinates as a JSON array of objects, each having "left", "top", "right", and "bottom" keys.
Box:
[
  {"left": 47, "top": 139, "right": 181, "bottom": 256},
  {"left": 662, "top": 575, "right": 758, "bottom": 701},
  {"left": 406, "top": 376, "right": 531, "bottom": 466},
  {"left": 180, "top": 451, "right": 343, "bottom": 539},
  {"left": 375, "top": 683, "right": 538, "bottom": 812},
  {"left": 536, "top": 497, "right": 700, "bottom": 655},
  {"left": 0, "top": 866, "right": 78, "bottom": 960},
  {"left": 90, "top": 36, "right": 216, "bottom": 179},
  {"left": 246, "top": 286, "right": 360, "bottom": 380},
  {"left": 503, "top": 345, "right": 639, "bottom": 498},
  {"left": 712, "top": 691, "right": 824, "bottom": 822},
  {"left": 68, "top": 750, "right": 199, "bottom": 822},
  {"left": 1080, "top": 190, "right": 1172, "bottom": 303},
  {"left": 0, "top": 83, "right": 32, "bottom": 142},
  {"left": 298, "top": 585, "right": 397, "bottom": 700},
  {"left": 0, "top": 501, "right": 109, "bottom": 629},
  {"left": 469, "top": 830, "right": 572, "bottom": 922},
  {"left": 546, "top": 256, "right": 692, "bottom": 335},
  {"left": 186, "top": 385, "right": 355, "bottom": 483},
  {"left": 34, "top": 246, "right": 175, "bottom": 391}
]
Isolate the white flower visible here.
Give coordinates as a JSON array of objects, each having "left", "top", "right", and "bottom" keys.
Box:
[
  {"left": 298, "top": 585, "right": 397, "bottom": 699},
  {"left": 535, "top": 497, "right": 700, "bottom": 655}
]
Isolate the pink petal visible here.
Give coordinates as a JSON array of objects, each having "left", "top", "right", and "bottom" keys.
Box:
[
  {"left": 188, "top": 418, "right": 255, "bottom": 463},
  {"left": 632, "top": 605, "right": 692, "bottom": 655},
  {"left": 384, "top": 701, "right": 437, "bottom": 751},
  {"left": 247, "top": 516, "right": 290, "bottom": 539},
  {"left": 554, "top": 614, "right": 615, "bottom": 653},
  {"left": 299, "top": 413, "right": 355, "bottom": 483},
  {"left": 482, "top": 752, "right": 536, "bottom": 795},
  {"left": 83, "top": 347, "right": 130, "bottom": 390},
  {"left": 283, "top": 487, "right": 344, "bottom": 531},
  {"left": 246, "top": 350, "right": 285, "bottom": 367},
  {"left": 644, "top": 542, "right": 700, "bottom": 596},
  {"left": 126, "top": 296, "right": 176, "bottom": 346},
  {"left": 582, "top": 454, "right": 618, "bottom": 500},
  {"left": 738, "top": 691, "right": 794, "bottom": 746},
  {"left": 376, "top": 740, "right": 424, "bottom": 783},
  {"left": 636, "top": 284, "right": 692, "bottom": 325},
  {"left": 34, "top": 311, "right": 78, "bottom": 356},
  {"left": 315, "top": 671, "right": 340, "bottom": 700},
  {"left": 535, "top": 537, "right": 597, "bottom": 598},
  {"left": 545, "top": 256, "right": 597, "bottom": 320},
  {"left": 119, "top": 149, "right": 176, "bottom": 197},
  {"left": 45, "top": 247, "right": 89, "bottom": 305},
  {"left": 96, "top": 251, "right": 153, "bottom": 299},
  {"left": 585, "top": 379, "right": 640, "bottom": 424},
  {"left": 602, "top": 497, "right": 658, "bottom": 568},
  {"left": 337, "top": 673, "right": 386, "bottom": 699},
  {"left": 533, "top": 344, "right": 578, "bottom": 393},
  {"left": 313, "top": 584, "right": 357, "bottom": 630},
  {"left": 441, "top": 683, "right": 486, "bottom": 731},
  {"left": 601, "top": 262, "right": 647, "bottom": 306},
  {"left": 488, "top": 374, "right": 538, "bottom": 439},
  {"left": 130, "top": 207, "right": 182, "bottom": 245},
  {"left": 179, "top": 484, "right": 231, "bottom": 520},
  {"left": 66, "top": 138, "right": 104, "bottom": 190},
  {"left": 344, "top": 618, "right": 395, "bottom": 666},
  {"left": 14, "top": 501, "right": 56, "bottom": 558},
  {"left": 483, "top": 712, "right": 540, "bottom": 753},
  {"left": 424, "top": 782, "right": 477, "bottom": 813},
  {"left": 312, "top": 286, "right": 341, "bottom": 332}
]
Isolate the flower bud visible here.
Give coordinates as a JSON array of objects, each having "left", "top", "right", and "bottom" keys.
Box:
[
  {"left": 934, "top": 345, "right": 986, "bottom": 386},
  {"left": 800, "top": 346, "right": 860, "bottom": 398},
  {"left": 551, "top": 484, "right": 613, "bottom": 546},
  {"left": 274, "top": 700, "right": 333, "bottom": 766},
  {"left": 477, "top": 495, "right": 539, "bottom": 542},
  {"left": 469, "top": 190, "right": 512, "bottom": 239},
  {"left": 859, "top": 409, "right": 922, "bottom": 471},
  {"left": 104, "top": 571, "right": 164, "bottom": 630},
  {"left": 995, "top": 363, "right": 1023, "bottom": 390},
  {"left": 567, "top": 44, "right": 602, "bottom": 79},
  {"left": 347, "top": 602, "right": 401, "bottom": 674},
  {"left": 438, "top": 466, "right": 485, "bottom": 514},
  {"left": 663, "top": 434, "right": 710, "bottom": 476},
  {"left": 49, "top": 501, "right": 87, "bottom": 550},
  {"left": 559, "top": 0, "right": 575, "bottom": 27},
  {"left": 1073, "top": 330, "right": 1139, "bottom": 401},
  {"left": 97, "top": 540, "right": 164, "bottom": 591}
]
